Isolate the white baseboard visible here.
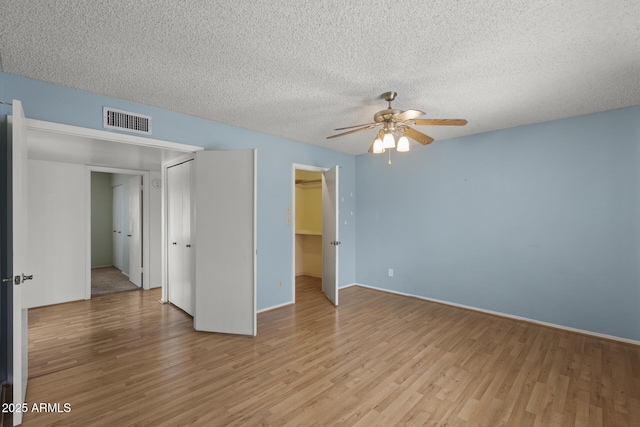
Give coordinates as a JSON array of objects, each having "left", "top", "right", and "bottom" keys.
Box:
[
  {"left": 91, "top": 265, "right": 112, "bottom": 269},
  {"left": 353, "top": 283, "right": 640, "bottom": 346},
  {"left": 257, "top": 300, "right": 294, "bottom": 314},
  {"left": 339, "top": 283, "right": 357, "bottom": 289},
  {"left": 297, "top": 272, "right": 322, "bottom": 278}
]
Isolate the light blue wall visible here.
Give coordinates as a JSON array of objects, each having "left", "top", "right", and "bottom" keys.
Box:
[
  {"left": 356, "top": 106, "right": 640, "bottom": 341},
  {"left": 2, "top": 73, "right": 356, "bottom": 310}
]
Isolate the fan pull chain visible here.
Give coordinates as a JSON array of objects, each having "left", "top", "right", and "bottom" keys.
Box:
[{"left": 388, "top": 149, "right": 392, "bottom": 165}]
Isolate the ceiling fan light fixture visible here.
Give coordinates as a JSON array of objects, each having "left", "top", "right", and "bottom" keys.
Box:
[
  {"left": 397, "top": 136, "right": 410, "bottom": 152},
  {"left": 372, "top": 137, "right": 384, "bottom": 154},
  {"left": 326, "top": 92, "right": 467, "bottom": 162},
  {"left": 382, "top": 132, "right": 395, "bottom": 149}
]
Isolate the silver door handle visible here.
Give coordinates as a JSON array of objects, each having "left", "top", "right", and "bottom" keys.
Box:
[
  {"left": 22, "top": 274, "right": 33, "bottom": 281},
  {"left": 186, "top": 244, "right": 191, "bottom": 248}
]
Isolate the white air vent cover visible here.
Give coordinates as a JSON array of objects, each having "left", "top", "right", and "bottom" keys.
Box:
[{"left": 103, "top": 107, "right": 151, "bottom": 135}]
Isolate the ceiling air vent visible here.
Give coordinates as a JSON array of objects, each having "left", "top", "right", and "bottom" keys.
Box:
[{"left": 103, "top": 107, "right": 151, "bottom": 135}]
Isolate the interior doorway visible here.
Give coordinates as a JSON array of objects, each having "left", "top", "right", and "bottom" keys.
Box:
[
  {"left": 89, "top": 170, "right": 144, "bottom": 297},
  {"left": 294, "top": 169, "right": 323, "bottom": 297},
  {"left": 292, "top": 164, "right": 339, "bottom": 306}
]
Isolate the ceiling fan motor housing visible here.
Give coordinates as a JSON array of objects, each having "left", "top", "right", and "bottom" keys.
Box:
[{"left": 374, "top": 109, "right": 402, "bottom": 123}]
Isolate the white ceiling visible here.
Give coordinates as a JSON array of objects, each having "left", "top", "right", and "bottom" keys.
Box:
[{"left": 1, "top": 1, "right": 639, "bottom": 155}]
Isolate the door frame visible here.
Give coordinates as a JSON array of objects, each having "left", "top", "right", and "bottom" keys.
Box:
[
  {"left": 85, "top": 166, "right": 150, "bottom": 298},
  {"left": 291, "top": 163, "right": 333, "bottom": 303}
]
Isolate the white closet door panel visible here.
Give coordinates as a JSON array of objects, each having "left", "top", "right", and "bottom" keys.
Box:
[
  {"left": 112, "top": 185, "right": 123, "bottom": 270},
  {"left": 128, "top": 175, "right": 142, "bottom": 287},
  {"left": 322, "top": 166, "right": 339, "bottom": 306},
  {"left": 181, "top": 161, "right": 194, "bottom": 315},
  {"left": 167, "top": 161, "right": 194, "bottom": 316},
  {"left": 194, "top": 149, "right": 256, "bottom": 336}
]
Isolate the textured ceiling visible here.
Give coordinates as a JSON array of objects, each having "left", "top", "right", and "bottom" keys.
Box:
[{"left": 1, "top": 1, "right": 639, "bottom": 155}]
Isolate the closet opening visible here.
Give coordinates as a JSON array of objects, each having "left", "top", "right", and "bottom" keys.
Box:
[
  {"left": 292, "top": 163, "right": 339, "bottom": 306},
  {"left": 294, "top": 169, "right": 323, "bottom": 299}
]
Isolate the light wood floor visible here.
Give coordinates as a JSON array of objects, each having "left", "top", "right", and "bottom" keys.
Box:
[{"left": 23, "top": 276, "right": 640, "bottom": 426}]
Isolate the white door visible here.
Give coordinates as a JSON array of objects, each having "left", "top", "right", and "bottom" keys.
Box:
[
  {"left": 112, "top": 185, "right": 123, "bottom": 270},
  {"left": 128, "top": 176, "right": 142, "bottom": 287},
  {"left": 10, "top": 100, "right": 30, "bottom": 425},
  {"left": 322, "top": 166, "right": 339, "bottom": 305},
  {"left": 167, "top": 161, "right": 194, "bottom": 315},
  {"left": 194, "top": 149, "right": 256, "bottom": 336},
  {"left": 181, "top": 161, "right": 194, "bottom": 315}
]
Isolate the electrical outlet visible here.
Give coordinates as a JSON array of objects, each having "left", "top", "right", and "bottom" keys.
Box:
[
  {"left": 388, "top": 269, "right": 394, "bottom": 277},
  {"left": 286, "top": 217, "right": 291, "bottom": 224},
  {"left": 286, "top": 206, "right": 291, "bottom": 214}
]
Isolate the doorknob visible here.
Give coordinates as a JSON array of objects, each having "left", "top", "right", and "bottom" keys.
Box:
[
  {"left": 127, "top": 234, "right": 132, "bottom": 237},
  {"left": 22, "top": 274, "right": 33, "bottom": 282},
  {"left": 172, "top": 242, "right": 177, "bottom": 245},
  {"left": 186, "top": 244, "right": 191, "bottom": 248}
]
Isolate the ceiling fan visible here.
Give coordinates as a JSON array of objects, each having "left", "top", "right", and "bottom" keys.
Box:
[{"left": 327, "top": 91, "right": 467, "bottom": 157}]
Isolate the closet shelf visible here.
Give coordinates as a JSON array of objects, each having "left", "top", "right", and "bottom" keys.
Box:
[{"left": 295, "top": 229, "right": 322, "bottom": 236}]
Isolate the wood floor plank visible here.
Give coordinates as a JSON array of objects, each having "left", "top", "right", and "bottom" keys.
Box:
[{"left": 21, "top": 276, "right": 640, "bottom": 426}]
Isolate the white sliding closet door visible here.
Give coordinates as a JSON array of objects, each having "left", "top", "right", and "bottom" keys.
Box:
[{"left": 167, "top": 161, "right": 194, "bottom": 315}]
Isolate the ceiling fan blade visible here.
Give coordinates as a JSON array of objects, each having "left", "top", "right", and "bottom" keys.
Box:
[
  {"left": 404, "top": 127, "right": 435, "bottom": 145},
  {"left": 395, "top": 109, "right": 426, "bottom": 121},
  {"left": 413, "top": 119, "right": 468, "bottom": 126},
  {"left": 334, "top": 122, "right": 377, "bottom": 131},
  {"left": 326, "top": 124, "right": 377, "bottom": 139}
]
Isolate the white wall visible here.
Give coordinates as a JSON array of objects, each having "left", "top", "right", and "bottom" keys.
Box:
[{"left": 27, "top": 159, "right": 86, "bottom": 307}]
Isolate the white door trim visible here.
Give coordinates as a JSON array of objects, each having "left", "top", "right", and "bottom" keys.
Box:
[
  {"left": 85, "top": 166, "right": 150, "bottom": 298},
  {"left": 26, "top": 118, "right": 202, "bottom": 152},
  {"left": 291, "top": 163, "right": 329, "bottom": 303}
]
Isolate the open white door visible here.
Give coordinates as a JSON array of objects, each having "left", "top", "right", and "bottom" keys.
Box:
[
  {"left": 128, "top": 175, "right": 142, "bottom": 287},
  {"left": 194, "top": 149, "right": 256, "bottom": 336},
  {"left": 322, "top": 166, "right": 339, "bottom": 306},
  {"left": 10, "top": 100, "right": 30, "bottom": 425}
]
